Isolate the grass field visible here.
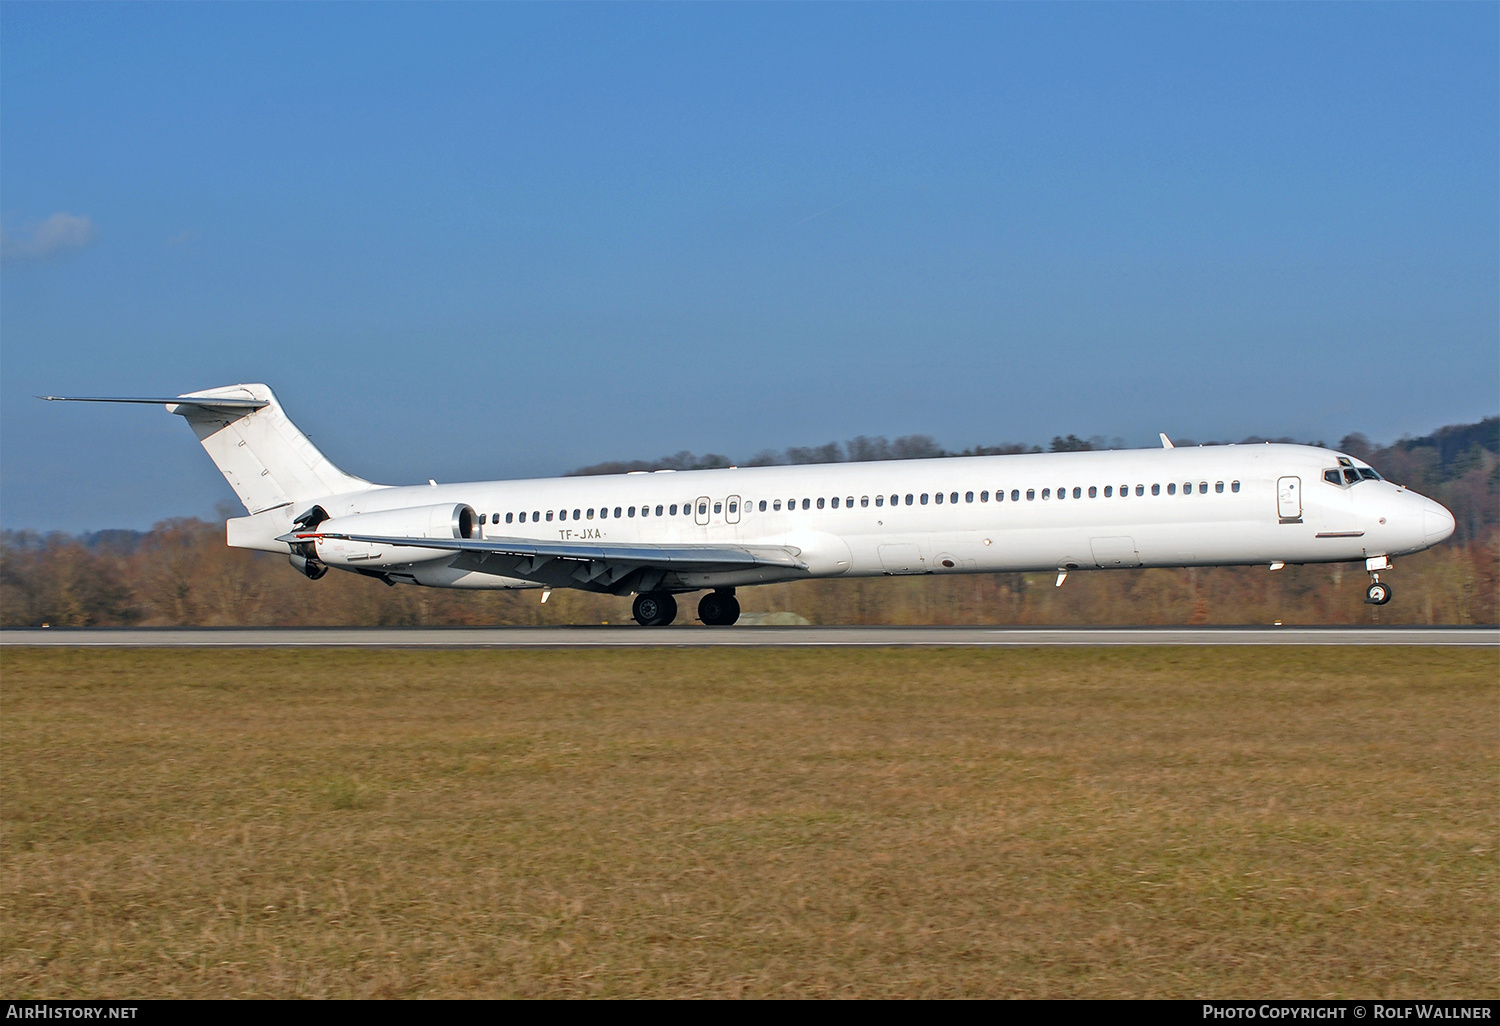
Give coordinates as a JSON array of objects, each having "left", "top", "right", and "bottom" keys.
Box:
[{"left": 1, "top": 647, "right": 1494, "bottom": 998}]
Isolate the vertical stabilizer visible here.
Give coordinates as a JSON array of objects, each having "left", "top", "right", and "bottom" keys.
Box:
[{"left": 171, "top": 384, "right": 373, "bottom": 513}]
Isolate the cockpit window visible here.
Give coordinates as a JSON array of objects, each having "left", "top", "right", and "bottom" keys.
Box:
[{"left": 1326, "top": 464, "right": 1383, "bottom": 486}]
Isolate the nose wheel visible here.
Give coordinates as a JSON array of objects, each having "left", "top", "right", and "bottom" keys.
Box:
[{"left": 1365, "top": 578, "right": 1392, "bottom": 606}]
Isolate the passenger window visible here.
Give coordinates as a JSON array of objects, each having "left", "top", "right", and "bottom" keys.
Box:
[
  {"left": 1103, "top": 486, "right": 1111, "bottom": 497},
  {"left": 587, "top": 508, "right": 595, "bottom": 519},
  {"left": 934, "top": 492, "right": 942, "bottom": 504},
  {"left": 698, "top": 503, "right": 707, "bottom": 515},
  {"left": 1073, "top": 487, "right": 1081, "bottom": 499},
  {"left": 1042, "top": 488, "right": 1051, "bottom": 500},
  {"left": 1135, "top": 485, "right": 1144, "bottom": 496},
  {"left": 1167, "top": 483, "right": 1176, "bottom": 495},
  {"left": 546, "top": 511, "right": 554, "bottom": 522},
  {"left": 966, "top": 491, "right": 975, "bottom": 503},
  {"left": 773, "top": 500, "right": 782, "bottom": 511},
  {"left": 921, "top": 493, "right": 929, "bottom": 505},
  {"left": 875, "top": 495, "right": 884, "bottom": 507},
  {"left": 1216, "top": 481, "right": 1224, "bottom": 493},
  {"left": 847, "top": 496, "right": 854, "bottom": 507},
  {"left": 532, "top": 511, "right": 540, "bottom": 522},
  {"left": 1183, "top": 483, "right": 1192, "bottom": 494},
  {"left": 628, "top": 506, "right": 636, "bottom": 517},
  {"left": 479, "top": 513, "right": 488, "bottom": 525},
  {"left": 492, "top": 512, "right": 499, "bottom": 523},
  {"left": 861, "top": 496, "right": 870, "bottom": 508},
  {"left": 817, "top": 498, "right": 825, "bottom": 509},
  {"left": 1232, "top": 481, "right": 1240, "bottom": 493},
  {"left": 760, "top": 500, "right": 768, "bottom": 511},
  {"left": 905, "top": 494, "right": 914, "bottom": 505},
  {"left": 669, "top": 504, "right": 677, "bottom": 516},
  {"left": 713, "top": 502, "right": 722, "bottom": 514},
  {"left": 506, "top": 512, "right": 514, "bottom": 524},
  {"left": 655, "top": 505, "right": 664, "bottom": 516},
  {"left": 573, "top": 509, "right": 581, "bottom": 520},
  {"left": 830, "top": 497, "right": 838, "bottom": 509},
  {"left": 1198, "top": 482, "right": 1207, "bottom": 494},
  {"left": 1088, "top": 486, "right": 1096, "bottom": 498},
  {"left": 802, "top": 498, "right": 810, "bottom": 510},
  {"left": 729, "top": 501, "right": 737, "bottom": 513},
  {"left": 951, "top": 492, "right": 959, "bottom": 504},
  {"left": 1151, "top": 484, "right": 1160, "bottom": 496},
  {"left": 614, "top": 506, "right": 622, "bottom": 518},
  {"left": 981, "top": 491, "right": 989, "bottom": 502}
]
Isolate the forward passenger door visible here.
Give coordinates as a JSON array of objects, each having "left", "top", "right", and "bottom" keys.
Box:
[{"left": 1277, "top": 477, "right": 1302, "bottom": 523}]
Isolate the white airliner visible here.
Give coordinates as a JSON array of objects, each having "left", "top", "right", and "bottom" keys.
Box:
[{"left": 43, "top": 384, "right": 1456, "bottom": 625}]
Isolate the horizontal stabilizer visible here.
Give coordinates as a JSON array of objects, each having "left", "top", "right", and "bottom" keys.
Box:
[{"left": 39, "top": 395, "right": 269, "bottom": 411}]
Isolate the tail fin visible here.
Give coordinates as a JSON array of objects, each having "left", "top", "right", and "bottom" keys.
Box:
[
  {"left": 42, "top": 383, "right": 374, "bottom": 513},
  {"left": 173, "top": 384, "right": 373, "bottom": 513}
]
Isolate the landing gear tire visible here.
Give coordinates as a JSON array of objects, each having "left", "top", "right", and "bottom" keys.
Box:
[
  {"left": 698, "top": 590, "right": 741, "bottom": 626},
  {"left": 1365, "top": 581, "right": 1392, "bottom": 606},
  {"left": 633, "top": 592, "right": 678, "bottom": 626}
]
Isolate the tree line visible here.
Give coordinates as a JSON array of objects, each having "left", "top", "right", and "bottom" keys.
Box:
[{"left": 3, "top": 418, "right": 1494, "bottom": 628}]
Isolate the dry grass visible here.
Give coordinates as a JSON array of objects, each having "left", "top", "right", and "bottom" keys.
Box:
[{"left": 1, "top": 647, "right": 1494, "bottom": 998}]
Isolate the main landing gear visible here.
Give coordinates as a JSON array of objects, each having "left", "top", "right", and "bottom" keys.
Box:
[
  {"left": 632, "top": 592, "right": 677, "bottom": 627},
  {"left": 630, "top": 588, "right": 740, "bottom": 627},
  {"left": 698, "top": 589, "right": 741, "bottom": 627}
]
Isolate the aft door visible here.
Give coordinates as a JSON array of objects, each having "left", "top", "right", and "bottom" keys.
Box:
[
  {"left": 1277, "top": 476, "right": 1302, "bottom": 523},
  {"left": 725, "top": 495, "right": 741, "bottom": 525},
  {"left": 694, "top": 496, "right": 710, "bottom": 526}
]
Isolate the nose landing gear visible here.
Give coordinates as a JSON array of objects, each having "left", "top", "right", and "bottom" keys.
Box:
[{"left": 1364, "top": 555, "right": 1393, "bottom": 605}]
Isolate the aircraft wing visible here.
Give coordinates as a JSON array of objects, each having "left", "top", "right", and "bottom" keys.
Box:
[{"left": 278, "top": 530, "right": 807, "bottom": 593}]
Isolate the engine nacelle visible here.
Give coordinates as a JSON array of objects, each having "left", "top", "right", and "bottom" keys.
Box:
[{"left": 308, "top": 503, "right": 476, "bottom": 568}]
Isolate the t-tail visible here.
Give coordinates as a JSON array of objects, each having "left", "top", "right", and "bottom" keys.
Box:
[{"left": 40, "top": 384, "right": 377, "bottom": 552}]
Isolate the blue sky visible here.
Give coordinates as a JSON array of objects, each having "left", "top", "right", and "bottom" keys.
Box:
[{"left": 3, "top": 3, "right": 1496, "bottom": 533}]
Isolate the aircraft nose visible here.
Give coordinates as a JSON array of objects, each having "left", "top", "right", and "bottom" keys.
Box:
[{"left": 1422, "top": 499, "right": 1456, "bottom": 545}]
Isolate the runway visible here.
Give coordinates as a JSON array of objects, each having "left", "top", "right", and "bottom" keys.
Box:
[{"left": 2, "top": 626, "right": 1495, "bottom": 647}]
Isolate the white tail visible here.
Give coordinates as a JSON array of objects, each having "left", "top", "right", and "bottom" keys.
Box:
[
  {"left": 40, "top": 384, "right": 374, "bottom": 515},
  {"left": 171, "top": 384, "right": 373, "bottom": 513}
]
